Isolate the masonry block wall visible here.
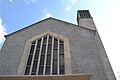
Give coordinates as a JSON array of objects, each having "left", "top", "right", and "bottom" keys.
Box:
[{"left": 0, "top": 14, "right": 116, "bottom": 80}]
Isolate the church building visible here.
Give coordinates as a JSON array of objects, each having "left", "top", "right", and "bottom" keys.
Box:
[{"left": 0, "top": 10, "right": 116, "bottom": 80}]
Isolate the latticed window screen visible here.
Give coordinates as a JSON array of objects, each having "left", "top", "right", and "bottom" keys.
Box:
[{"left": 25, "top": 35, "right": 65, "bottom": 75}]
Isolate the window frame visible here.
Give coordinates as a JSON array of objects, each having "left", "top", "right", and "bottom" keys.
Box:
[{"left": 17, "top": 31, "right": 72, "bottom": 75}]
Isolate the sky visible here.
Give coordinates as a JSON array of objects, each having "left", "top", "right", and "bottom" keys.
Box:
[{"left": 0, "top": 0, "right": 120, "bottom": 79}]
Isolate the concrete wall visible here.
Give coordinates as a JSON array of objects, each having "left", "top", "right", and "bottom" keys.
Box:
[{"left": 0, "top": 18, "right": 114, "bottom": 80}]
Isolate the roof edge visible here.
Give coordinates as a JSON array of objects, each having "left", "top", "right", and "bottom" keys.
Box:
[{"left": 4, "top": 17, "right": 96, "bottom": 38}]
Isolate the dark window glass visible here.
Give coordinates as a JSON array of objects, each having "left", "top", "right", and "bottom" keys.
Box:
[
  {"left": 37, "top": 39, "right": 41, "bottom": 48},
  {"left": 54, "top": 39, "right": 58, "bottom": 48},
  {"left": 48, "top": 36, "right": 52, "bottom": 44},
  {"left": 59, "top": 55, "right": 64, "bottom": 66},
  {"left": 59, "top": 44, "right": 64, "bottom": 52},
  {"left": 31, "top": 72, "right": 36, "bottom": 75},
  {"left": 46, "top": 54, "right": 51, "bottom": 65},
  {"left": 53, "top": 60, "right": 57, "bottom": 67},
  {"left": 41, "top": 52, "right": 45, "bottom": 55},
  {"left": 41, "top": 44, "right": 46, "bottom": 53},
  {"left": 32, "top": 60, "right": 38, "bottom": 73},
  {"left": 30, "top": 45, "right": 35, "bottom": 54},
  {"left": 59, "top": 40, "right": 65, "bottom": 75},
  {"left": 59, "top": 52, "right": 64, "bottom": 55},
  {"left": 27, "top": 55, "right": 33, "bottom": 65},
  {"left": 53, "top": 49, "right": 58, "bottom": 60},
  {"left": 52, "top": 60, "right": 57, "bottom": 74},
  {"left": 59, "top": 66, "right": 65, "bottom": 74},
  {"left": 47, "top": 44, "right": 52, "bottom": 53},
  {"left": 36, "top": 48, "right": 40, "bottom": 51},
  {"left": 40, "top": 55, "right": 45, "bottom": 65},
  {"left": 25, "top": 66, "right": 30, "bottom": 75},
  {"left": 52, "top": 73, "right": 57, "bottom": 75},
  {"left": 43, "top": 36, "right": 47, "bottom": 44},
  {"left": 45, "top": 66, "right": 50, "bottom": 75},
  {"left": 38, "top": 66, "right": 44, "bottom": 75},
  {"left": 34, "top": 50, "right": 39, "bottom": 59}
]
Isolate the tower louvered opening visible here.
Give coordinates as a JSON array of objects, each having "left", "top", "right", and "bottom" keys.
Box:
[{"left": 78, "top": 10, "right": 92, "bottom": 18}]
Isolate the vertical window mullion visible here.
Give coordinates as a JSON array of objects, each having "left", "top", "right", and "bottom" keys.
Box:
[
  {"left": 58, "top": 39, "right": 60, "bottom": 75},
  {"left": 29, "top": 40, "right": 38, "bottom": 75},
  {"left": 36, "top": 37, "right": 43, "bottom": 75},
  {"left": 50, "top": 37, "right": 54, "bottom": 75},
  {"left": 43, "top": 35, "right": 49, "bottom": 75}
]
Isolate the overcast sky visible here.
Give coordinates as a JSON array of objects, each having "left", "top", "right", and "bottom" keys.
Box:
[{"left": 0, "top": 0, "right": 120, "bottom": 79}]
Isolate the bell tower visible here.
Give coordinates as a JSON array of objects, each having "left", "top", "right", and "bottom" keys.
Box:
[
  {"left": 77, "top": 10, "right": 116, "bottom": 80},
  {"left": 77, "top": 10, "right": 96, "bottom": 30}
]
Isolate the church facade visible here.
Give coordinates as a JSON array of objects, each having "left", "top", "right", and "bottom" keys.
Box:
[{"left": 0, "top": 10, "right": 116, "bottom": 80}]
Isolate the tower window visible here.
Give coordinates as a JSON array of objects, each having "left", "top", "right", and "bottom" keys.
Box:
[{"left": 24, "top": 35, "right": 65, "bottom": 75}]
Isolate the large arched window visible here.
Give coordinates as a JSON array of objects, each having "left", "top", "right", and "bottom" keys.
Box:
[{"left": 24, "top": 35, "right": 65, "bottom": 75}]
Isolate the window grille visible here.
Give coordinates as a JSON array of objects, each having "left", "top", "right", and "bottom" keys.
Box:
[{"left": 25, "top": 35, "right": 65, "bottom": 75}]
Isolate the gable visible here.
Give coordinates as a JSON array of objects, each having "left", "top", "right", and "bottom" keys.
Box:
[{"left": 5, "top": 17, "right": 95, "bottom": 38}]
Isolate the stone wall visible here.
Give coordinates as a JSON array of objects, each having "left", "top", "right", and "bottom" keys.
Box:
[{"left": 0, "top": 18, "right": 112, "bottom": 80}]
